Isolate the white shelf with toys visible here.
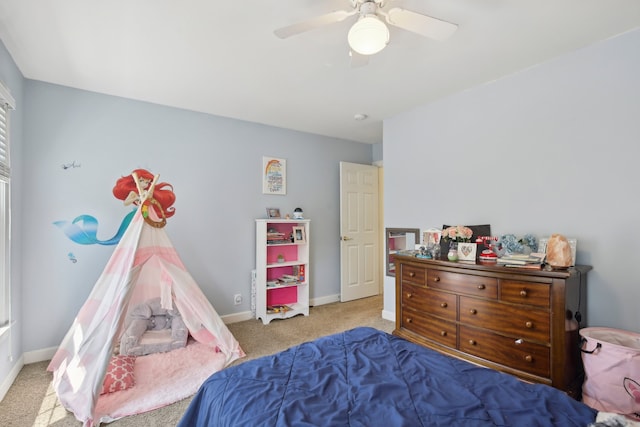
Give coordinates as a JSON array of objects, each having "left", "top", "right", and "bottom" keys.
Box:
[{"left": 255, "top": 219, "right": 310, "bottom": 325}]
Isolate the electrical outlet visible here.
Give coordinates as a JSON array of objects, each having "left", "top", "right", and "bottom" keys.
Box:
[{"left": 233, "top": 294, "right": 242, "bottom": 305}]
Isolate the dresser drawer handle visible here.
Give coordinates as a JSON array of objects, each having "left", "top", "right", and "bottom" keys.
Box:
[
  {"left": 433, "top": 276, "right": 441, "bottom": 282},
  {"left": 520, "top": 290, "right": 528, "bottom": 297},
  {"left": 406, "top": 317, "right": 413, "bottom": 324},
  {"left": 406, "top": 292, "right": 413, "bottom": 299},
  {"left": 477, "top": 284, "right": 485, "bottom": 290},
  {"left": 468, "top": 339, "right": 477, "bottom": 346},
  {"left": 524, "top": 355, "right": 533, "bottom": 363},
  {"left": 515, "top": 338, "right": 524, "bottom": 345},
  {"left": 440, "top": 302, "right": 448, "bottom": 308},
  {"left": 409, "top": 272, "right": 415, "bottom": 277},
  {"left": 440, "top": 331, "right": 447, "bottom": 337},
  {"left": 469, "top": 309, "right": 477, "bottom": 315},
  {"left": 525, "top": 321, "right": 533, "bottom": 329}
]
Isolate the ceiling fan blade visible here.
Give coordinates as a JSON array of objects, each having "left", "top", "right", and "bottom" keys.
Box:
[
  {"left": 349, "top": 50, "right": 369, "bottom": 68},
  {"left": 274, "top": 10, "right": 357, "bottom": 39},
  {"left": 385, "top": 8, "right": 457, "bottom": 41}
]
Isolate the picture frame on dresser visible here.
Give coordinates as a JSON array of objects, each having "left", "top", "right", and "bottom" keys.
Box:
[{"left": 422, "top": 228, "right": 441, "bottom": 247}]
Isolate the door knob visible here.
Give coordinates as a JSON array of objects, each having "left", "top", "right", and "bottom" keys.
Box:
[{"left": 341, "top": 236, "right": 353, "bottom": 241}]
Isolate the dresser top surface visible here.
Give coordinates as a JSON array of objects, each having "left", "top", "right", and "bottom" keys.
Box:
[{"left": 394, "top": 255, "right": 591, "bottom": 279}]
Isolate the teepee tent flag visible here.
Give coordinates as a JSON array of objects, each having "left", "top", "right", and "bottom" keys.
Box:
[{"left": 47, "top": 171, "right": 244, "bottom": 426}]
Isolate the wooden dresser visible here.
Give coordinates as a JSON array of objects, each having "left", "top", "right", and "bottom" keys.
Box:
[{"left": 393, "top": 255, "right": 590, "bottom": 396}]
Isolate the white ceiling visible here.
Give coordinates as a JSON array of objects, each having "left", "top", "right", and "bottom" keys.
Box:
[{"left": 1, "top": 1, "right": 639, "bottom": 144}]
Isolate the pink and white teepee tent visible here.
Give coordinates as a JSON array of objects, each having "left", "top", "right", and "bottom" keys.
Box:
[{"left": 47, "top": 174, "right": 244, "bottom": 426}]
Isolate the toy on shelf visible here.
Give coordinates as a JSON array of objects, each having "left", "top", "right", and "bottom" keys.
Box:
[
  {"left": 476, "top": 236, "right": 499, "bottom": 263},
  {"left": 267, "top": 305, "right": 291, "bottom": 314}
]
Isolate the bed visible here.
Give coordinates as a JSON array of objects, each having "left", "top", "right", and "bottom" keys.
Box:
[{"left": 179, "top": 327, "right": 598, "bottom": 426}]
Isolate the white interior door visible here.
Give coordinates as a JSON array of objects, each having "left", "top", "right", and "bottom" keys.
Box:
[{"left": 340, "top": 162, "right": 379, "bottom": 302}]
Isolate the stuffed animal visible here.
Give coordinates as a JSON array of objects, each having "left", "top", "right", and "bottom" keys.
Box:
[{"left": 120, "top": 297, "right": 188, "bottom": 356}]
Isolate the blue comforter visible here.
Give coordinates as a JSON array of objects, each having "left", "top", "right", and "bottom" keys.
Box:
[{"left": 179, "top": 327, "right": 597, "bottom": 426}]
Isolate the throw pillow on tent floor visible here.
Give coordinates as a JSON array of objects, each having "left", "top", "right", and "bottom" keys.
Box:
[{"left": 101, "top": 355, "right": 136, "bottom": 395}]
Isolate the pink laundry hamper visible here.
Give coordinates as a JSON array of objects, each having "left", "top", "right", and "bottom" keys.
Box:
[{"left": 580, "top": 327, "right": 640, "bottom": 417}]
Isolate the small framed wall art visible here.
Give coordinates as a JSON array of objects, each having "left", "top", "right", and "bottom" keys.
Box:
[{"left": 263, "top": 156, "right": 286, "bottom": 195}]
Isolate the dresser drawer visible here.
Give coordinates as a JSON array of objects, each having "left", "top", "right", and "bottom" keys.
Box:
[
  {"left": 402, "top": 283, "right": 457, "bottom": 321},
  {"left": 401, "top": 309, "right": 457, "bottom": 348},
  {"left": 401, "top": 264, "right": 426, "bottom": 286},
  {"left": 459, "top": 296, "right": 550, "bottom": 343},
  {"left": 500, "top": 280, "right": 550, "bottom": 308},
  {"left": 459, "top": 325, "right": 550, "bottom": 378},
  {"left": 427, "top": 270, "right": 498, "bottom": 299}
]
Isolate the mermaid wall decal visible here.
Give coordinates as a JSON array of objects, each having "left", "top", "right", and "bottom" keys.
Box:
[{"left": 54, "top": 168, "right": 176, "bottom": 245}]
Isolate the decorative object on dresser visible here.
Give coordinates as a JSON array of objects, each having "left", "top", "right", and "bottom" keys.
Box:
[
  {"left": 544, "top": 234, "right": 575, "bottom": 268},
  {"left": 476, "top": 236, "right": 499, "bottom": 263},
  {"left": 439, "top": 224, "right": 491, "bottom": 262},
  {"left": 393, "top": 255, "right": 591, "bottom": 397},
  {"left": 496, "top": 233, "right": 539, "bottom": 256},
  {"left": 457, "top": 242, "right": 477, "bottom": 261},
  {"left": 441, "top": 225, "right": 472, "bottom": 262},
  {"left": 256, "top": 219, "right": 310, "bottom": 324}
]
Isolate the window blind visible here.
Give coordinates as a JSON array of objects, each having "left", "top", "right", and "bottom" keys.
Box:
[
  {"left": 0, "top": 81, "right": 14, "bottom": 181},
  {"left": 0, "top": 102, "right": 9, "bottom": 180},
  {"left": 0, "top": 80, "right": 15, "bottom": 327}
]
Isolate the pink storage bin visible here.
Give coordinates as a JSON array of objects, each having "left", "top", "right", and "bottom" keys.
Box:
[{"left": 580, "top": 327, "right": 640, "bottom": 417}]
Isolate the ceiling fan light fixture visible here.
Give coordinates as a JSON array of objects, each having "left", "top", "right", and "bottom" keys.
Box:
[{"left": 348, "top": 15, "right": 389, "bottom": 56}]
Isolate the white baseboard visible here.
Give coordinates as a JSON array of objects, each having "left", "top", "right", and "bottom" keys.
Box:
[
  {"left": 310, "top": 294, "right": 340, "bottom": 306},
  {"left": 221, "top": 311, "right": 253, "bottom": 324},
  {"left": 0, "top": 354, "right": 23, "bottom": 402},
  {"left": 24, "top": 346, "right": 57, "bottom": 364},
  {"left": 382, "top": 309, "right": 395, "bottom": 322}
]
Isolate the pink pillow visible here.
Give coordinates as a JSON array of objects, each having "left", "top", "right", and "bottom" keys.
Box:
[{"left": 101, "top": 355, "right": 136, "bottom": 395}]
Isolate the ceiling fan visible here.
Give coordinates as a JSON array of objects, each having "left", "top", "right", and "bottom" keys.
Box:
[{"left": 274, "top": 0, "right": 458, "bottom": 66}]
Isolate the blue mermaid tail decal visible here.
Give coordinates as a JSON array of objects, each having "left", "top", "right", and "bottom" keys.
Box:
[{"left": 53, "top": 210, "right": 135, "bottom": 245}]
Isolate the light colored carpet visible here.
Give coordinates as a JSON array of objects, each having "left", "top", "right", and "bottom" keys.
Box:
[{"left": 0, "top": 295, "right": 393, "bottom": 426}]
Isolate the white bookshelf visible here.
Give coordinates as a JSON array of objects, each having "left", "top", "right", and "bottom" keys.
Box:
[{"left": 255, "top": 219, "right": 310, "bottom": 325}]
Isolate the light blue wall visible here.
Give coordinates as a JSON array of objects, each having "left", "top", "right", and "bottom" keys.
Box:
[
  {"left": 19, "top": 81, "right": 372, "bottom": 352},
  {"left": 384, "top": 28, "right": 640, "bottom": 332},
  {"left": 0, "top": 39, "right": 24, "bottom": 390},
  {"left": 0, "top": 51, "right": 374, "bottom": 359},
  {"left": 372, "top": 143, "right": 382, "bottom": 163}
]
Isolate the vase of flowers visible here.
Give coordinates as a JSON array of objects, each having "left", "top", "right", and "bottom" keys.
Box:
[
  {"left": 441, "top": 226, "right": 473, "bottom": 262},
  {"left": 447, "top": 241, "right": 459, "bottom": 261}
]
